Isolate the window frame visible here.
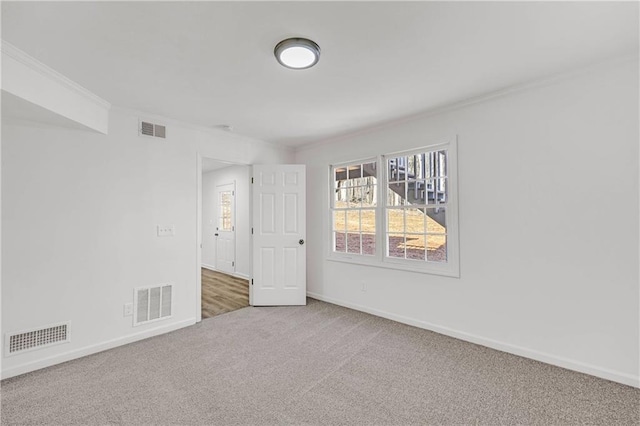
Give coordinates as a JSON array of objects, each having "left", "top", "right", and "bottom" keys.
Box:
[{"left": 327, "top": 138, "right": 460, "bottom": 278}]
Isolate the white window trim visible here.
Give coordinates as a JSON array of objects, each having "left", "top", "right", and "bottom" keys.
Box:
[{"left": 327, "top": 138, "right": 460, "bottom": 278}]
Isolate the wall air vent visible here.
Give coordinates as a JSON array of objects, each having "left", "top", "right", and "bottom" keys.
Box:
[
  {"left": 5, "top": 322, "right": 70, "bottom": 357},
  {"left": 133, "top": 284, "right": 173, "bottom": 326},
  {"left": 154, "top": 124, "right": 166, "bottom": 139},
  {"left": 139, "top": 120, "right": 166, "bottom": 139}
]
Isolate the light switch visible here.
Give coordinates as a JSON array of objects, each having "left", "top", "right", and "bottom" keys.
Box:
[
  {"left": 123, "top": 303, "right": 133, "bottom": 317},
  {"left": 157, "top": 225, "right": 175, "bottom": 237}
]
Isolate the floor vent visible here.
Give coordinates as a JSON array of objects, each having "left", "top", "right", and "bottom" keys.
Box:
[
  {"left": 134, "top": 284, "right": 173, "bottom": 326},
  {"left": 5, "top": 322, "right": 70, "bottom": 357},
  {"left": 139, "top": 120, "right": 166, "bottom": 139}
]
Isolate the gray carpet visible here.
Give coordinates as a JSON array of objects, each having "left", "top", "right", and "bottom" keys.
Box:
[{"left": 1, "top": 298, "right": 638, "bottom": 425}]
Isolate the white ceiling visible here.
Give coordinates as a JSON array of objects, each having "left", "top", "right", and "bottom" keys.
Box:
[{"left": 2, "top": 2, "right": 637, "bottom": 147}]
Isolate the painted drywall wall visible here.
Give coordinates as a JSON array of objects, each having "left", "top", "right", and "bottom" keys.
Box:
[
  {"left": 202, "top": 165, "right": 251, "bottom": 278},
  {"left": 295, "top": 58, "right": 640, "bottom": 387},
  {"left": 1, "top": 108, "right": 292, "bottom": 378}
]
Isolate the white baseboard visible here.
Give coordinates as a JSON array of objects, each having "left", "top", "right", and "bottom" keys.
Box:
[
  {"left": 307, "top": 292, "right": 640, "bottom": 389},
  {"left": 201, "top": 263, "right": 217, "bottom": 271},
  {"left": 233, "top": 272, "right": 250, "bottom": 280},
  {"left": 201, "top": 264, "right": 249, "bottom": 280},
  {"left": 1, "top": 318, "right": 196, "bottom": 380}
]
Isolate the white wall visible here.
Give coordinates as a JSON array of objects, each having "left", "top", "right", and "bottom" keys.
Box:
[
  {"left": 1, "top": 108, "right": 292, "bottom": 378},
  {"left": 295, "top": 58, "right": 640, "bottom": 387},
  {"left": 202, "top": 165, "right": 251, "bottom": 278}
]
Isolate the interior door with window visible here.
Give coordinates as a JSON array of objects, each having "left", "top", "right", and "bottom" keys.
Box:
[
  {"left": 252, "top": 165, "right": 306, "bottom": 305},
  {"left": 215, "top": 182, "right": 235, "bottom": 274}
]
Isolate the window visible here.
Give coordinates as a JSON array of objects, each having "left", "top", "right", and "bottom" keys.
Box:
[
  {"left": 331, "top": 160, "right": 378, "bottom": 256},
  {"left": 329, "top": 139, "right": 459, "bottom": 277},
  {"left": 219, "top": 190, "right": 232, "bottom": 231}
]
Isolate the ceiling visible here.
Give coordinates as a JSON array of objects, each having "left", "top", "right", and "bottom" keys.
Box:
[{"left": 2, "top": 2, "right": 638, "bottom": 148}]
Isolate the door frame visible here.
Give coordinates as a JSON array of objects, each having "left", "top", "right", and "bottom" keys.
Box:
[{"left": 196, "top": 153, "right": 252, "bottom": 322}]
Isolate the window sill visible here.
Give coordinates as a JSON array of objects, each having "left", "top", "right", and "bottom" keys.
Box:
[{"left": 326, "top": 254, "right": 460, "bottom": 278}]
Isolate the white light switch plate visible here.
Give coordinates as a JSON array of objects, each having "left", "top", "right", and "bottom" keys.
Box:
[
  {"left": 157, "top": 225, "right": 175, "bottom": 237},
  {"left": 123, "top": 303, "right": 133, "bottom": 317}
]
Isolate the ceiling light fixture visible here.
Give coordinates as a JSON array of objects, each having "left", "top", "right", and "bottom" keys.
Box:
[{"left": 274, "top": 38, "right": 321, "bottom": 70}]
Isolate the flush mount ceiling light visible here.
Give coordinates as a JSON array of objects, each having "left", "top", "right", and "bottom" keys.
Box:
[{"left": 274, "top": 38, "right": 321, "bottom": 70}]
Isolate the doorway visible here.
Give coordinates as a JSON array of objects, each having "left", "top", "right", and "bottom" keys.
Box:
[
  {"left": 196, "top": 157, "right": 308, "bottom": 321},
  {"left": 198, "top": 157, "right": 250, "bottom": 320}
]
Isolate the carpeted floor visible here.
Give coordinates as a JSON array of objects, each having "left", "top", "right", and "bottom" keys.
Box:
[{"left": 1, "top": 299, "right": 638, "bottom": 425}]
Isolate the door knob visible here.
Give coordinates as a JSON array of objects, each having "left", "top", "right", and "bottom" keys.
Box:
[{"left": 299, "top": 239, "right": 305, "bottom": 245}]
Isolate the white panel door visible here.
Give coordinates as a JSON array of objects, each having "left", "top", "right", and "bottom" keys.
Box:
[
  {"left": 215, "top": 183, "right": 235, "bottom": 274},
  {"left": 252, "top": 165, "right": 306, "bottom": 306}
]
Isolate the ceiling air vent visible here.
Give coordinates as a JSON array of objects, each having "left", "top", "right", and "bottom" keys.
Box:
[
  {"left": 5, "top": 322, "right": 70, "bottom": 357},
  {"left": 139, "top": 120, "right": 166, "bottom": 139},
  {"left": 133, "top": 284, "right": 173, "bottom": 326}
]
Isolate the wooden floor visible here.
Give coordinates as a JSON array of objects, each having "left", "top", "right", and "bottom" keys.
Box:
[{"left": 201, "top": 268, "right": 249, "bottom": 319}]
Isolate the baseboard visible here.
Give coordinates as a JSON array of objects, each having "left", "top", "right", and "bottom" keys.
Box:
[
  {"left": 1, "top": 318, "right": 196, "bottom": 380},
  {"left": 307, "top": 292, "right": 640, "bottom": 389},
  {"left": 233, "top": 272, "right": 250, "bottom": 280},
  {"left": 201, "top": 263, "right": 217, "bottom": 271},
  {"left": 201, "top": 264, "right": 249, "bottom": 280}
]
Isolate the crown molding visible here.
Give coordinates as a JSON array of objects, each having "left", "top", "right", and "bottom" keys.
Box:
[
  {"left": 294, "top": 52, "right": 639, "bottom": 153},
  {"left": 1, "top": 40, "right": 111, "bottom": 110}
]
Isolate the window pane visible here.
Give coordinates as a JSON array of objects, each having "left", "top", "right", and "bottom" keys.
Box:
[
  {"left": 363, "top": 162, "right": 377, "bottom": 181},
  {"left": 405, "top": 208, "right": 426, "bottom": 235},
  {"left": 405, "top": 234, "right": 426, "bottom": 261},
  {"left": 408, "top": 180, "right": 426, "bottom": 205},
  {"left": 427, "top": 235, "right": 447, "bottom": 262},
  {"left": 387, "top": 182, "right": 407, "bottom": 206},
  {"left": 347, "top": 164, "right": 362, "bottom": 183},
  {"left": 355, "top": 184, "right": 376, "bottom": 208},
  {"left": 347, "top": 233, "right": 361, "bottom": 254},
  {"left": 387, "top": 209, "right": 404, "bottom": 233},
  {"left": 387, "top": 233, "right": 405, "bottom": 258},
  {"left": 219, "top": 191, "right": 232, "bottom": 231},
  {"left": 425, "top": 208, "right": 446, "bottom": 233},
  {"left": 388, "top": 156, "right": 409, "bottom": 182},
  {"left": 360, "top": 209, "right": 376, "bottom": 235},
  {"left": 434, "top": 178, "right": 447, "bottom": 204},
  {"left": 333, "top": 210, "right": 346, "bottom": 232},
  {"left": 346, "top": 210, "right": 360, "bottom": 232},
  {"left": 334, "top": 232, "right": 346, "bottom": 253},
  {"left": 334, "top": 166, "right": 347, "bottom": 187},
  {"left": 437, "top": 150, "right": 447, "bottom": 177},
  {"left": 350, "top": 185, "right": 370, "bottom": 208},
  {"left": 362, "top": 232, "right": 375, "bottom": 256},
  {"left": 409, "top": 154, "right": 427, "bottom": 180},
  {"left": 334, "top": 186, "right": 348, "bottom": 208},
  {"left": 425, "top": 180, "right": 436, "bottom": 205}
]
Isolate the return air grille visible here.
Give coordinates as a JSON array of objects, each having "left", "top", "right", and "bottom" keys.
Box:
[
  {"left": 5, "top": 322, "right": 70, "bottom": 356},
  {"left": 134, "top": 284, "right": 173, "bottom": 326},
  {"left": 139, "top": 120, "right": 166, "bottom": 139}
]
